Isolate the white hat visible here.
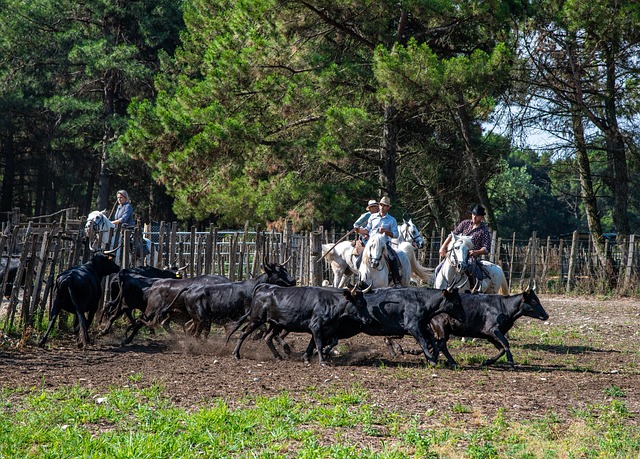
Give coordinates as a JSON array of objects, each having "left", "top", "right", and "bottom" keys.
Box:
[
  {"left": 379, "top": 196, "right": 391, "bottom": 207},
  {"left": 367, "top": 200, "right": 379, "bottom": 209}
]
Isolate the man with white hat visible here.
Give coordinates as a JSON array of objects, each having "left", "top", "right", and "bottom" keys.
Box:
[
  {"left": 351, "top": 199, "right": 379, "bottom": 259},
  {"left": 358, "top": 196, "right": 402, "bottom": 285},
  {"left": 353, "top": 199, "right": 379, "bottom": 235}
]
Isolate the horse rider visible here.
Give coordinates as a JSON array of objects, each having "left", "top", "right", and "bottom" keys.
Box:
[
  {"left": 352, "top": 199, "right": 379, "bottom": 253},
  {"left": 437, "top": 203, "right": 492, "bottom": 282},
  {"left": 356, "top": 196, "right": 402, "bottom": 286},
  {"left": 111, "top": 190, "right": 135, "bottom": 228}
]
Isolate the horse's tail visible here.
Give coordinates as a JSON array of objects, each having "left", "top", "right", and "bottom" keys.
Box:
[
  {"left": 498, "top": 274, "right": 510, "bottom": 295},
  {"left": 401, "top": 243, "right": 431, "bottom": 284}
]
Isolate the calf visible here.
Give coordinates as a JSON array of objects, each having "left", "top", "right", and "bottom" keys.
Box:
[
  {"left": 99, "top": 266, "right": 187, "bottom": 336},
  {"left": 0, "top": 256, "right": 22, "bottom": 298},
  {"left": 305, "top": 286, "right": 465, "bottom": 366},
  {"left": 430, "top": 285, "right": 549, "bottom": 367},
  {"left": 123, "top": 262, "right": 295, "bottom": 344},
  {"left": 228, "top": 285, "right": 369, "bottom": 365},
  {"left": 38, "top": 252, "right": 121, "bottom": 349}
]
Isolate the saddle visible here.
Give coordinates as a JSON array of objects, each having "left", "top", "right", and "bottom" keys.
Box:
[
  {"left": 351, "top": 238, "right": 365, "bottom": 257},
  {"left": 465, "top": 259, "right": 490, "bottom": 291}
]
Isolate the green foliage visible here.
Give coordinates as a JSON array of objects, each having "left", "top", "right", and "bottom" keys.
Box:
[{"left": 2, "top": 383, "right": 640, "bottom": 458}]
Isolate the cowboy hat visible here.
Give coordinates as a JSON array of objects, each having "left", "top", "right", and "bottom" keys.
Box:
[
  {"left": 379, "top": 196, "right": 391, "bottom": 207},
  {"left": 471, "top": 204, "right": 486, "bottom": 216},
  {"left": 366, "top": 199, "right": 379, "bottom": 209}
]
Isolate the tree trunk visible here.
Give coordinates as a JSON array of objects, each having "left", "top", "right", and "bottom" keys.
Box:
[
  {"left": 379, "top": 104, "right": 398, "bottom": 201},
  {"left": 455, "top": 91, "right": 495, "bottom": 230},
  {"left": 97, "top": 68, "right": 117, "bottom": 211},
  {"left": 572, "top": 110, "right": 606, "bottom": 268},
  {"left": 0, "top": 130, "right": 16, "bottom": 212},
  {"left": 603, "top": 45, "right": 630, "bottom": 236}
]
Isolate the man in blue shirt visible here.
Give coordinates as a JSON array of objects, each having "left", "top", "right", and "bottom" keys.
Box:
[{"left": 357, "top": 196, "right": 402, "bottom": 285}]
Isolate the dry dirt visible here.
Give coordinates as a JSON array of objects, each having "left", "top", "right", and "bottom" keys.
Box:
[{"left": 1, "top": 294, "right": 639, "bottom": 424}]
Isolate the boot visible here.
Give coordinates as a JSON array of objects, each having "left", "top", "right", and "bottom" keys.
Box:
[{"left": 388, "top": 255, "right": 402, "bottom": 286}]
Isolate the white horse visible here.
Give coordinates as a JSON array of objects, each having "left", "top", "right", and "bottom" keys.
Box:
[
  {"left": 85, "top": 210, "right": 151, "bottom": 264},
  {"left": 322, "top": 225, "right": 431, "bottom": 288},
  {"left": 434, "top": 233, "right": 509, "bottom": 294},
  {"left": 394, "top": 218, "right": 424, "bottom": 249},
  {"left": 321, "top": 240, "right": 359, "bottom": 288},
  {"left": 359, "top": 232, "right": 412, "bottom": 288}
]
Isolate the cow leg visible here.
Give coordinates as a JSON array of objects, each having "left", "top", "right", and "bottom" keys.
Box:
[
  {"left": 302, "top": 337, "right": 317, "bottom": 364},
  {"left": 75, "top": 311, "right": 90, "bottom": 349},
  {"left": 482, "top": 332, "right": 511, "bottom": 366},
  {"left": 264, "top": 326, "right": 284, "bottom": 360},
  {"left": 232, "top": 320, "right": 264, "bottom": 360},
  {"left": 38, "top": 306, "right": 60, "bottom": 347},
  {"left": 436, "top": 337, "right": 458, "bottom": 368},
  {"left": 383, "top": 336, "right": 405, "bottom": 357},
  {"left": 122, "top": 320, "right": 144, "bottom": 345},
  {"left": 273, "top": 330, "right": 291, "bottom": 356},
  {"left": 309, "top": 327, "right": 328, "bottom": 366},
  {"left": 408, "top": 328, "right": 438, "bottom": 366}
]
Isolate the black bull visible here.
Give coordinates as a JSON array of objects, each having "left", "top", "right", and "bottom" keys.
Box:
[
  {"left": 38, "top": 253, "right": 121, "bottom": 349},
  {"left": 123, "top": 262, "right": 296, "bottom": 344},
  {"left": 430, "top": 286, "right": 549, "bottom": 367},
  {"left": 228, "top": 285, "right": 370, "bottom": 365},
  {"left": 99, "top": 266, "right": 187, "bottom": 336},
  {"left": 303, "top": 286, "right": 466, "bottom": 365}
]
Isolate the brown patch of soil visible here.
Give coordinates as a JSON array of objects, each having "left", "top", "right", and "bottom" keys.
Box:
[{"left": 1, "top": 295, "right": 639, "bottom": 423}]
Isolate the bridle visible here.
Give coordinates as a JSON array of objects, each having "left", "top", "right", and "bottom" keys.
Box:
[
  {"left": 365, "top": 234, "right": 386, "bottom": 272},
  {"left": 85, "top": 213, "right": 111, "bottom": 250},
  {"left": 400, "top": 223, "right": 424, "bottom": 248}
]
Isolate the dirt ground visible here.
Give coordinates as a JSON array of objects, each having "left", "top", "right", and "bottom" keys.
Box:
[{"left": 1, "top": 294, "right": 639, "bottom": 424}]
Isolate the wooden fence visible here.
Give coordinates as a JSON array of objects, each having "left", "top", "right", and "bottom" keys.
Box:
[{"left": 1, "top": 209, "right": 639, "bottom": 337}]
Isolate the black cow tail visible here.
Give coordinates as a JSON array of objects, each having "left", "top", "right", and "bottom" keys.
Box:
[{"left": 225, "top": 311, "right": 250, "bottom": 345}]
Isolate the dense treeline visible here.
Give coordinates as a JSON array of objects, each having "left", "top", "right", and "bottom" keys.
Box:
[{"left": 1, "top": 0, "right": 639, "bottom": 246}]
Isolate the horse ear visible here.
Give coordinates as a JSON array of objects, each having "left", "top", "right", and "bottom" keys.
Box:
[{"left": 101, "top": 209, "right": 108, "bottom": 216}]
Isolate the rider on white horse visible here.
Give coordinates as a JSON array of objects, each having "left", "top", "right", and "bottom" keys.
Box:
[
  {"left": 352, "top": 199, "right": 379, "bottom": 260},
  {"left": 356, "top": 196, "right": 402, "bottom": 285},
  {"left": 437, "top": 204, "right": 491, "bottom": 283}
]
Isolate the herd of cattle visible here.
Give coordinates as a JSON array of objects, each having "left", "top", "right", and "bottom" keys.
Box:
[{"left": 30, "top": 251, "right": 550, "bottom": 367}]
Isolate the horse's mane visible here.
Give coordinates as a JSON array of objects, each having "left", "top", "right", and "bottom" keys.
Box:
[{"left": 362, "top": 232, "right": 386, "bottom": 264}]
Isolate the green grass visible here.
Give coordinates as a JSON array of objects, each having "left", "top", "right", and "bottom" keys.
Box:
[{"left": 1, "top": 383, "right": 638, "bottom": 458}]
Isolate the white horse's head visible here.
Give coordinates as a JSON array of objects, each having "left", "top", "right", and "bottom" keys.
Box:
[
  {"left": 399, "top": 218, "right": 424, "bottom": 249},
  {"left": 85, "top": 210, "right": 115, "bottom": 251},
  {"left": 447, "top": 233, "right": 473, "bottom": 273},
  {"left": 363, "top": 232, "right": 387, "bottom": 269}
]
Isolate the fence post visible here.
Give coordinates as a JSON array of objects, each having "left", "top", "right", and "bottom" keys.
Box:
[
  {"left": 566, "top": 230, "right": 579, "bottom": 292},
  {"left": 204, "top": 224, "right": 214, "bottom": 275},
  {"left": 624, "top": 234, "right": 635, "bottom": 288},
  {"left": 5, "top": 223, "right": 33, "bottom": 331},
  {"left": 490, "top": 230, "right": 497, "bottom": 263},
  {"left": 19, "top": 234, "right": 40, "bottom": 326},
  {"left": 508, "top": 232, "right": 516, "bottom": 291},
  {"left": 29, "top": 229, "right": 54, "bottom": 325},
  {"left": 530, "top": 231, "right": 537, "bottom": 285},
  {"left": 309, "top": 228, "right": 323, "bottom": 286}
]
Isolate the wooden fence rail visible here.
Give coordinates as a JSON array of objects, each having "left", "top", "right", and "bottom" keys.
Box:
[{"left": 1, "top": 215, "right": 639, "bottom": 337}]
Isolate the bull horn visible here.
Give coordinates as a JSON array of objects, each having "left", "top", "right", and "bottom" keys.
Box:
[
  {"left": 178, "top": 264, "right": 188, "bottom": 272},
  {"left": 103, "top": 245, "right": 122, "bottom": 256},
  {"left": 361, "top": 281, "right": 373, "bottom": 293},
  {"left": 282, "top": 255, "right": 292, "bottom": 265},
  {"left": 471, "top": 279, "right": 481, "bottom": 294}
]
